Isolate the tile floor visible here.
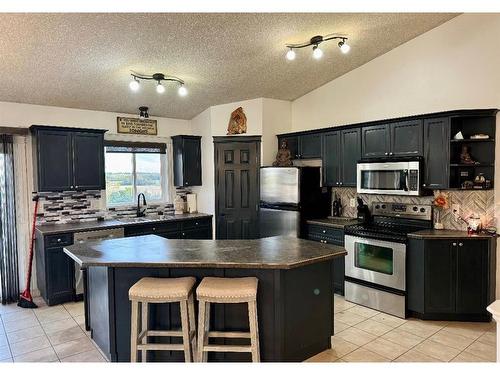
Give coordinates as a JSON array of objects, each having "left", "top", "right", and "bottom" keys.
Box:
[
  {"left": 306, "top": 294, "right": 497, "bottom": 362},
  {"left": 0, "top": 297, "right": 107, "bottom": 362},
  {"left": 0, "top": 294, "right": 497, "bottom": 363}
]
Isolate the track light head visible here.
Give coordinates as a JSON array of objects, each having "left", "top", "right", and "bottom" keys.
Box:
[
  {"left": 338, "top": 39, "right": 351, "bottom": 54},
  {"left": 312, "top": 45, "right": 323, "bottom": 60},
  {"left": 129, "top": 78, "right": 140, "bottom": 92},
  {"left": 156, "top": 81, "right": 165, "bottom": 94},
  {"left": 286, "top": 48, "right": 296, "bottom": 61}
]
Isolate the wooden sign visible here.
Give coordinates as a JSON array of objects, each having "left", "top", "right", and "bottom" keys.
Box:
[{"left": 117, "top": 117, "right": 157, "bottom": 135}]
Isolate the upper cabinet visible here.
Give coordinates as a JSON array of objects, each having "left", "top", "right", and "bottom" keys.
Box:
[
  {"left": 172, "top": 135, "right": 202, "bottom": 187},
  {"left": 362, "top": 120, "right": 423, "bottom": 159},
  {"left": 322, "top": 128, "right": 361, "bottom": 187},
  {"left": 423, "top": 117, "right": 450, "bottom": 189},
  {"left": 277, "top": 133, "right": 321, "bottom": 159},
  {"left": 31, "top": 126, "right": 106, "bottom": 192}
]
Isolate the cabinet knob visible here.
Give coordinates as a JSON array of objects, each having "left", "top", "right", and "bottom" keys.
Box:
[
  {"left": 313, "top": 288, "right": 320, "bottom": 295},
  {"left": 75, "top": 185, "right": 79, "bottom": 189},
  {"left": 185, "top": 182, "right": 188, "bottom": 185},
  {"left": 339, "top": 182, "right": 343, "bottom": 185},
  {"left": 70, "top": 185, "right": 74, "bottom": 189},
  {"left": 152, "top": 227, "right": 156, "bottom": 231},
  {"left": 422, "top": 184, "right": 426, "bottom": 187},
  {"left": 196, "top": 222, "right": 199, "bottom": 225},
  {"left": 389, "top": 152, "right": 394, "bottom": 156},
  {"left": 458, "top": 242, "right": 463, "bottom": 247},
  {"left": 57, "top": 238, "right": 61, "bottom": 243},
  {"left": 452, "top": 242, "right": 457, "bottom": 246},
  {"left": 336, "top": 182, "right": 339, "bottom": 185},
  {"left": 385, "top": 152, "right": 389, "bottom": 156},
  {"left": 182, "top": 232, "right": 185, "bottom": 236}
]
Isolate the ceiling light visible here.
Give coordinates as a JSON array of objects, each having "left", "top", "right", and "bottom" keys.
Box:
[
  {"left": 129, "top": 78, "right": 140, "bottom": 92},
  {"left": 338, "top": 39, "right": 351, "bottom": 54},
  {"left": 286, "top": 48, "right": 296, "bottom": 61},
  {"left": 312, "top": 45, "right": 323, "bottom": 60},
  {"left": 156, "top": 81, "right": 165, "bottom": 94},
  {"left": 178, "top": 85, "right": 188, "bottom": 97},
  {"left": 139, "top": 106, "right": 149, "bottom": 120}
]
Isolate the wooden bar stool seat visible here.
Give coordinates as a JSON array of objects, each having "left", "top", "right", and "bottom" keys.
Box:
[
  {"left": 129, "top": 277, "right": 197, "bottom": 362},
  {"left": 196, "top": 277, "right": 260, "bottom": 362}
]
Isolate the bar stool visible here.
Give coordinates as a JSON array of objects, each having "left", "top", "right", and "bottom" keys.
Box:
[
  {"left": 196, "top": 277, "right": 260, "bottom": 362},
  {"left": 129, "top": 277, "right": 197, "bottom": 362}
]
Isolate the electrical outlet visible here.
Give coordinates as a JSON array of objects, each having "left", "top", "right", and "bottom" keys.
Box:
[
  {"left": 349, "top": 198, "right": 356, "bottom": 208},
  {"left": 452, "top": 204, "right": 460, "bottom": 221}
]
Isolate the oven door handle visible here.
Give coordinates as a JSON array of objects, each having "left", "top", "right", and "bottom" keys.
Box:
[{"left": 403, "top": 169, "right": 409, "bottom": 191}]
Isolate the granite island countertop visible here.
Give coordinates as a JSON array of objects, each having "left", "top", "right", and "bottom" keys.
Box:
[
  {"left": 64, "top": 234, "right": 346, "bottom": 270},
  {"left": 36, "top": 213, "right": 213, "bottom": 235},
  {"left": 408, "top": 229, "right": 496, "bottom": 240}
]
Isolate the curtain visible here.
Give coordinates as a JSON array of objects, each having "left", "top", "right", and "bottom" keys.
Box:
[
  {"left": 0, "top": 134, "right": 19, "bottom": 304},
  {"left": 104, "top": 140, "right": 166, "bottom": 154}
]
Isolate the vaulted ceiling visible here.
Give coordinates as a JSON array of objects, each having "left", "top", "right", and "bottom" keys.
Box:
[{"left": 0, "top": 13, "right": 457, "bottom": 119}]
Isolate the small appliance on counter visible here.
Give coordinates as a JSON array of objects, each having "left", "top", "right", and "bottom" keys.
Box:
[
  {"left": 186, "top": 193, "right": 197, "bottom": 213},
  {"left": 356, "top": 197, "right": 371, "bottom": 224},
  {"left": 331, "top": 193, "right": 343, "bottom": 217}
]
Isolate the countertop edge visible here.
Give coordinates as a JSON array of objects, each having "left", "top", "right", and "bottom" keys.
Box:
[{"left": 407, "top": 229, "right": 495, "bottom": 240}]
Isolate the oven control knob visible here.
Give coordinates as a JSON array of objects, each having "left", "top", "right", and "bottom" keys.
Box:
[
  {"left": 420, "top": 208, "right": 426, "bottom": 213},
  {"left": 375, "top": 205, "right": 380, "bottom": 209},
  {"left": 413, "top": 206, "right": 418, "bottom": 211},
  {"left": 381, "top": 204, "right": 386, "bottom": 209}
]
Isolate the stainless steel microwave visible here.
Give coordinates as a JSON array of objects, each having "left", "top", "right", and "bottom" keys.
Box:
[{"left": 357, "top": 159, "right": 422, "bottom": 196}]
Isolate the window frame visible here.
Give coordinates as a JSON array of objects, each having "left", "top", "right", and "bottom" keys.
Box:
[{"left": 104, "top": 148, "right": 168, "bottom": 208}]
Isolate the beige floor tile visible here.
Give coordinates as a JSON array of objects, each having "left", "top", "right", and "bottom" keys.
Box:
[
  {"left": 464, "top": 341, "right": 496, "bottom": 361},
  {"left": 10, "top": 335, "right": 51, "bottom": 357},
  {"left": 336, "top": 326, "right": 377, "bottom": 346},
  {"left": 61, "top": 348, "right": 105, "bottom": 362},
  {"left": 34, "top": 305, "right": 65, "bottom": 315},
  {"left": 334, "top": 321, "right": 350, "bottom": 334},
  {"left": 6, "top": 325, "right": 45, "bottom": 344},
  {"left": 442, "top": 322, "right": 489, "bottom": 340},
  {"left": 53, "top": 336, "right": 95, "bottom": 359},
  {"left": 334, "top": 301, "right": 356, "bottom": 313},
  {"left": 47, "top": 325, "right": 86, "bottom": 346},
  {"left": 370, "top": 313, "right": 406, "bottom": 328},
  {"left": 13, "top": 347, "right": 58, "bottom": 362},
  {"left": 413, "top": 338, "right": 461, "bottom": 361},
  {"left": 477, "top": 331, "right": 496, "bottom": 347},
  {"left": 451, "top": 351, "right": 490, "bottom": 362},
  {"left": 334, "top": 311, "right": 367, "bottom": 326},
  {"left": 330, "top": 336, "right": 359, "bottom": 357},
  {"left": 63, "top": 302, "right": 84, "bottom": 318},
  {"left": 394, "top": 348, "right": 442, "bottom": 362},
  {"left": 0, "top": 310, "right": 35, "bottom": 323},
  {"left": 382, "top": 328, "right": 425, "bottom": 350},
  {"left": 0, "top": 345, "right": 12, "bottom": 361},
  {"left": 305, "top": 349, "right": 339, "bottom": 362},
  {"left": 0, "top": 324, "right": 4, "bottom": 335},
  {"left": 342, "top": 347, "right": 389, "bottom": 362},
  {"left": 35, "top": 308, "right": 72, "bottom": 324},
  {"left": 0, "top": 303, "right": 22, "bottom": 316},
  {"left": 397, "top": 320, "right": 444, "bottom": 338},
  {"left": 428, "top": 329, "right": 475, "bottom": 351},
  {"left": 42, "top": 317, "right": 78, "bottom": 335},
  {"left": 354, "top": 319, "right": 393, "bottom": 336},
  {"left": 73, "top": 314, "right": 85, "bottom": 326},
  {"left": 347, "top": 305, "right": 380, "bottom": 318},
  {"left": 3, "top": 315, "right": 40, "bottom": 333},
  {"left": 363, "top": 337, "right": 408, "bottom": 360},
  {"left": 0, "top": 334, "right": 7, "bottom": 347}
]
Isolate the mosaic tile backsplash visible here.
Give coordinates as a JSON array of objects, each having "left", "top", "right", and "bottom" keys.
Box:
[{"left": 331, "top": 187, "right": 495, "bottom": 231}]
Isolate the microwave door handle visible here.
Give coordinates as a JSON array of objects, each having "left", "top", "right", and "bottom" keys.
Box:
[{"left": 403, "top": 169, "right": 409, "bottom": 191}]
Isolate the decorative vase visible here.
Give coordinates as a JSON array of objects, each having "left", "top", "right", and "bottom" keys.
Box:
[{"left": 434, "top": 209, "right": 444, "bottom": 230}]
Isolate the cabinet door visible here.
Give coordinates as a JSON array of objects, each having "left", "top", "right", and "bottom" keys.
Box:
[
  {"left": 424, "top": 240, "right": 456, "bottom": 314},
  {"left": 279, "top": 136, "right": 299, "bottom": 159},
  {"left": 36, "top": 130, "right": 73, "bottom": 191},
  {"left": 456, "top": 240, "right": 488, "bottom": 314},
  {"left": 390, "top": 120, "right": 423, "bottom": 157},
  {"left": 46, "top": 247, "right": 74, "bottom": 305},
  {"left": 423, "top": 117, "right": 450, "bottom": 189},
  {"left": 321, "top": 131, "right": 340, "bottom": 186},
  {"left": 72, "top": 132, "right": 105, "bottom": 190},
  {"left": 183, "top": 138, "right": 202, "bottom": 186},
  {"left": 181, "top": 227, "right": 212, "bottom": 239},
  {"left": 361, "top": 124, "right": 390, "bottom": 158},
  {"left": 299, "top": 134, "right": 321, "bottom": 159},
  {"left": 340, "top": 128, "right": 361, "bottom": 186}
]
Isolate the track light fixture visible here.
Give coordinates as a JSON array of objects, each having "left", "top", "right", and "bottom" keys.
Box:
[
  {"left": 129, "top": 71, "right": 187, "bottom": 97},
  {"left": 285, "top": 34, "right": 350, "bottom": 60}
]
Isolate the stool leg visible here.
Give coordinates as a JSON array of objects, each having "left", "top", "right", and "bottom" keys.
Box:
[
  {"left": 197, "top": 300, "right": 206, "bottom": 362},
  {"left": 180, "top": 299, "right": 192, "bottom": 362},
  {"left": 202, "top": 302, "right": 211, "bottom": 362},
  {"left": 130, "top": 300, "right": 139, "bottom": 362},
  {"left": 141, "top": 302, "right": 149, "bottom": 362},
  {"left": 248, "top": 300, "right": 260, "bottom": 362},
  {"left": 188, "top": 293, "right": 197, "bottom": 358}
]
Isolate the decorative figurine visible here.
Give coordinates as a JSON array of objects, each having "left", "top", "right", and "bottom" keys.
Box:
[
  {"left": 459, "top": 145, "right": 475, "bottom": 164},
  {"left": 473, "top": 173, "right": 486, "bottom": 189},
  {"left": 467, "top": 215, "right": 482, "bottom": 235},
  {"left": 227, "top": 107, "right": 247, "bottom": 135},
  {"left": 272, "top": 140, "right": 293, "bottom": 167}
]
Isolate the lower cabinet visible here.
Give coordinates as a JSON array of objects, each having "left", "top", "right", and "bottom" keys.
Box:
[
  {"left": 124, "top": 217, "right": 213, "bottom": 240},
  {"left": 407, "top": 238, "right": 495, "bottom": 321},
  {"left": 306, "top": 224, "right": 345, "bottom": 295}
]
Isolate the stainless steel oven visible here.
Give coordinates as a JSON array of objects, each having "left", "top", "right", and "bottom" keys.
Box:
[{"left": 357, "top": 159, "right": 422, "bottom": 196}]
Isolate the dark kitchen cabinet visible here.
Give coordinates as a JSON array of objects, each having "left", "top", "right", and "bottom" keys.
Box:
[
  {"left": 322, "top": 128, "right": 361, "bottom": 187},
  {"left": 423, "top": 117, "right": 450, "bottom": 189},
  {"left": 124, "top": 217, "right": 213, "bottom": 240},
  {"left": 172, "top": 135, "right": 202, "bottom": 187},
  {"left": 30, "top": 126, "right": 107, "bottom": 192},
  {"left": 306, "top": 223, "right": 345, "bottom": 295},
  {"left": 407, "top": 238, "right": 495, "bottom": 321},
  {"left": 390, "top": 120, "right": 423, "bottom": 157},
  {"left": 361, "top": 124, "right": 390, "bottom": 158},
  {"left": 299, "top": 133, "right": 322, "bottom": 159}
]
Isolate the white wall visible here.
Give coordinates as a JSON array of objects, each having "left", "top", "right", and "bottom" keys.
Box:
[{"left": 262, "top": 98, "right": 292, "bottom": 166}]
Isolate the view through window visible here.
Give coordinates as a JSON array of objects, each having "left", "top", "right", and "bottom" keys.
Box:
[{"left": 105, "top": 149, "right": 165, "bottom": 206}]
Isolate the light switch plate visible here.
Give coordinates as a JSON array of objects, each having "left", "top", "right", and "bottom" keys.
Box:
[
  {"left": 349, "top": 198, "right": 356, "bottom": 208},
  {"left": 452, "top": 204, "right": 460, "bottom": 221}
]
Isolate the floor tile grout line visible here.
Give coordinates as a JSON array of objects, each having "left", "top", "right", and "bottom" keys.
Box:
[
  {"left": 0, "top": 315, "right": 14, "bottom": 361},
  {"left": 29, "top": 306, "right": 60, "bottom": 362}
]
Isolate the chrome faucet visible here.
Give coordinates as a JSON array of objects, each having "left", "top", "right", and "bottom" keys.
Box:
[{"left": 137, "top": 193, "right": 147, "bottom": 217}]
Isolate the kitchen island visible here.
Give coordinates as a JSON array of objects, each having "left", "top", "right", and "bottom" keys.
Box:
[{"left": 64, "top": 235, "right": 346, "bottom": 362}]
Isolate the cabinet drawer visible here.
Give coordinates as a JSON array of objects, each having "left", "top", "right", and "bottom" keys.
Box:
[
  {"left": 45, "top": 233, "right": 73, "bottom": 247},
  {"left": 125, "top": 222, "right": 181, "bottom": 236},
  {"left": 307, "top": 225, "right": 344, "bottom": 245},
  {"left": 181, "top": 218, "right": 211, "bottom": 230}
]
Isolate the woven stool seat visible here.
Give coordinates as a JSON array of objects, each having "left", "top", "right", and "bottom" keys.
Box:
[
  {"left": 129, "top": 277, "right": 196, "bottom": 302},
  {"left": 196, "top": 277, "right": 258, "bottom": 303}
]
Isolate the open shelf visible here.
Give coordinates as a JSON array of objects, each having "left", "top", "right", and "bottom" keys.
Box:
[
  {"left": 450, "top": 163, "right": 494, "bottom": 167},
  {"left": 450, "top": 138, "right": 494, "bottom": 143}
]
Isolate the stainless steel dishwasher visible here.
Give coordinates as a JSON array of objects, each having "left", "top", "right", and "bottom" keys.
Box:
[{"left": 73, "top": 227, "right": 124, "bottom": 295}]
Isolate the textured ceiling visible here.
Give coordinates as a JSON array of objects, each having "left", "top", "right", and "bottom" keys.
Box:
[{"left": 0, "top": 13, "right": 458, "bottom": 119}]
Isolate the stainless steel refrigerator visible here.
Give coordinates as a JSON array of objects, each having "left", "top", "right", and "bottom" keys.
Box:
[{"left": 259, "top": 166, "right": 329, "bottom": 238}]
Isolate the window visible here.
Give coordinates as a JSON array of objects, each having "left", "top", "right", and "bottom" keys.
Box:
[{"left": 104, "top": 141, "right": 167, "bottom": 206}]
